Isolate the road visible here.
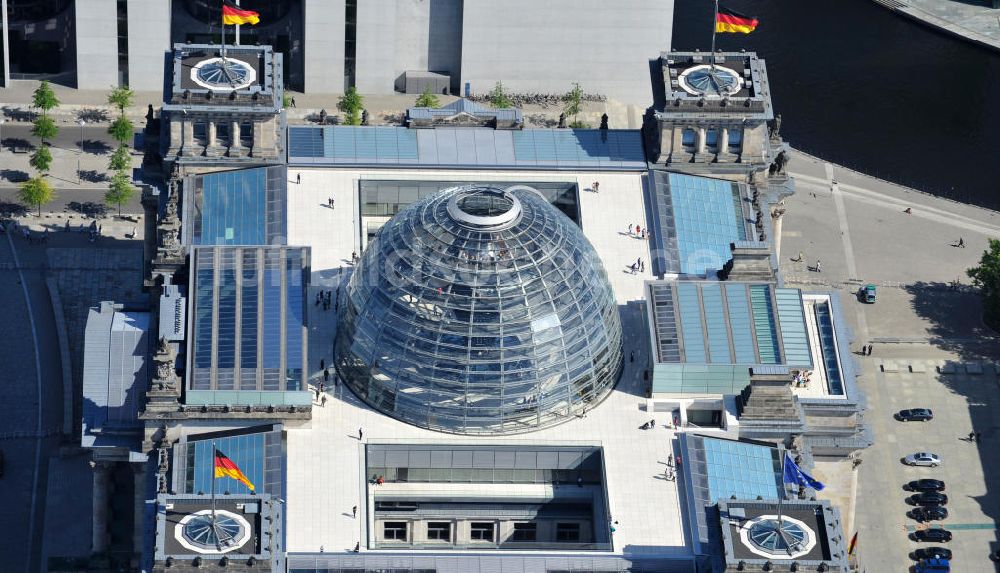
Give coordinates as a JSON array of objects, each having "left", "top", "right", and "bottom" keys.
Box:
[{"left": 0, "top": 124, "right": 128, "bottom": 154}]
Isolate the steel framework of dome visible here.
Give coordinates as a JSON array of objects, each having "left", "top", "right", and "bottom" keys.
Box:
[{"left": 335, "top": 185, "right": 623, "bottom": 435}]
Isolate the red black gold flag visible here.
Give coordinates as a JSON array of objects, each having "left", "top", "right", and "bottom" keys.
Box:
[
  {"left": 222, "top": 1, "right": 261, "bottom": 26},
  {"left": 716, "top": 7, "right": 759, "bottom": 34},
  {"left": 214, "top": 450, "right": 256, "bottom": 491},
  {"left": 847, "top": 531, "right": 858, "bottom": 556}
]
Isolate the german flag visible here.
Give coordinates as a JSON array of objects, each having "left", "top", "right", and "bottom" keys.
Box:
[
  {"left": 222, "top": 1, "right": 260, "bottom": 26},
  {"left": 847, "top": 531, "right": 858, "bottom": 556},
  {"left": 716, "top": 6, "right": 758, "bottom": 34},
  {"left": 214, "top": 450, "right": 255, "bottom": 491}
]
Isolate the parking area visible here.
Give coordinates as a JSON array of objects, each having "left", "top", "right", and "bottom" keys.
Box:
[{"left": 855, "top": 357, "right": 1000, "bottom": 571}]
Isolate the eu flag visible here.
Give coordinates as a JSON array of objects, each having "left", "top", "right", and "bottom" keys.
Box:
[{"left": 783, "top": 452, "right": 825, "bottom": 491}]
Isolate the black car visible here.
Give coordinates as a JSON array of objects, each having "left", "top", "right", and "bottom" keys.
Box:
[
  {"left": 909, "top": 492, "right": 949, "bottom": 506},
  {"left": 906, "top": 479, "right": 946, "bottom": 492},
  {"left": 909, "top": 506, "right": 949, "bottom": 522},
  {"left": 911, "top": 528, "right": 953, "bottom": 542},
  {"left": 912, "top": 547, "right": 953, "bottom": 561},
  {"left": 896, "top": 408, "right": 934, "bottom": 421}
]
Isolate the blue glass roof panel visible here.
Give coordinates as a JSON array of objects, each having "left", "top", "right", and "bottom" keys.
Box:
[
  {"left": 184, "top": 429, "right": 284, "bottom": 497},
  {"left": 775, "top": 288, "right": 812, "bottom": 367},
  {"left": 701, "top": 436, "right": 781, "bottom": 503},
  {"left": 667, "top": 173, "right": 746, "bottom": 276},
  {"left": 724, "top": 283, "right": 757, "bottom": 364},
  {"left": 190, "top": 166, "right": 287, "bottom": 246},
  {"left": 701, "top": 283, "right": 731, "bottom": 364},
  {"left": 677, "top": 283, "right": 706, "bottom": 363},
  {"left": 750, "top": 285, "right": 781, "bottom": 364}
]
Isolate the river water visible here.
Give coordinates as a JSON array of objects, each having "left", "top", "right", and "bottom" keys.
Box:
[{"left": 672, "top": 0, "right": 1000, "bottom": 209}]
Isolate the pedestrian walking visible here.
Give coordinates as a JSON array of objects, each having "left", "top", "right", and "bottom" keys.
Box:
[
  {"left": 291, "top": 96, "right": 297, "bottom": 108},
  {"left": 969, "top": 431, "right": 976, "bottom": 441},
  {"left": 635, "top": 225, "right": 641, "bottom": 237},
  {"left": 958, "top": 237, "right": 965, "bottom": 248},
  {"left": 315, "top": 387, "right": 320, "bottom": 400},
  {"left": 630, "top": 263, "right": 637, "bottom": 274},
  {"left": 321, "top": 394, "right": 327, "bottom": 406},
  {"left": 668, "top": 454, "right": 673, "bottom": 467},
  {"left": 354, "top": 542, "right": 360, "bottom": 552},
  {"left": 592, "top": 181, "right": 600, "bottom": 193},
  {"left": 316, "top": 292, "right": 322, "bottom": 306},
  {"left": 352, "top": 505, "right": 358, "bottom": 518},
  {"left": 628, "top": 223, "right": 633, "bottom": 235},
  {"left": 636, "top": 257, "right": 642, "bottom": 269},
  {"left": 320, "top": 383, "right": 326, "bottom": 394},
  {"left": 358, "top": 427, "right": 363, "bottom": 440},
  {"left": 867, "top": 344, "right": 873, "bottom": 356},
  {"left": 815, "top": 259, "right": 822, "bottom": 273},
  {"left": 297, "top": 173, "right": 302, "bottom": 184},
  {"left": 640, "top": 260, "right": 645, "bottom": 272},
  {"left": 324, "top": 368, "right": 330, "bottom": 382}
]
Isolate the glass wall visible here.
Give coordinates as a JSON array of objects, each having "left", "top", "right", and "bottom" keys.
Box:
[{"left": 336, "top": 185, "right": 622, "bottom": 435}]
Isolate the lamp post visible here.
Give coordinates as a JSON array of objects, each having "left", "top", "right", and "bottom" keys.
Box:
[{"left": 77, "top": 119, "right": 86, "bottom": 184}]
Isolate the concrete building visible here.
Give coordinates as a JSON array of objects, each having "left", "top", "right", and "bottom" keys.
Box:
[{"left": 1, "top": 0, "right": 673, "bottom": 104}]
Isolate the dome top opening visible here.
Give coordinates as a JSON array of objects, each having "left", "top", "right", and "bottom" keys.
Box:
[{"left": 447, "top": 188, "right": 522, "bottom": 229}]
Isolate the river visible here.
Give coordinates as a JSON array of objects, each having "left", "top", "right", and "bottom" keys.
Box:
[{"left": 672, "top": 0, "right": 1000, "bottom": 209}]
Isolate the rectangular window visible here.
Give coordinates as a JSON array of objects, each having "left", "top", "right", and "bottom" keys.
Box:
[
  {"left": 705, "top": 129, "right": 719, "bottom": 148},
  {"left": 556, "top": 522, "right": 581, "bottom": 542},
  {"left": 241, "top": 121, "right": 253, "bottom": 148},
  {"left": 681, "top": 128, "right": 696, "bottom": 148},
  {"left": 193, "top": 121, "right": 207, "bottom": 147},
  {"left": 427, "top": 522, "right": 451, "bottom": 542},
  {"left": 511, "top": 522, "right": 537, "bottom": 541},
  {"left": 216, "top": 122, "right": 230, "bottom": 147},
  {"left": 344, "top": 0, "right": 357, "bottom": 88},
  {"left": 116, "top": 0, "right": 128, "bottom": 86},
  {"left": 728, "top": 129, "right": 743, "bottom": 150},
  {"left": 383, "top": 521, "right": 408, "bottom": 541},
  {"left": 470, "top": 522, "right": 494, "bottom": 542}
]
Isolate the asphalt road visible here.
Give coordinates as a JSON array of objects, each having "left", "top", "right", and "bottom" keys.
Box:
[{"left": 0, "top": 124, "right": 127, "bottom": 154}]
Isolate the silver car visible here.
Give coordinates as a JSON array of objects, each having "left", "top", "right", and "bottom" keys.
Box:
[{"left": 903, "top": 452, "right": 941, "bottom": 467}]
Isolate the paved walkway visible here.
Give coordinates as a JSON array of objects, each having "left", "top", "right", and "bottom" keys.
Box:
[{"left": 871, "top": 0, "right": 1000, "bottom": 52}]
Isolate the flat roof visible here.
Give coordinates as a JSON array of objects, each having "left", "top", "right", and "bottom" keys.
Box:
[
  {"left": 183, "top": 166, "right": 288, "bottom": 247},
  {"left": 288, "top": 127, "right": 647, "bottom": 171},
  {"left": 171, "top": 426, "right": 284, "bottom": 497}
]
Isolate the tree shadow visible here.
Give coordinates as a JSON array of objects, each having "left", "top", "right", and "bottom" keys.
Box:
[
  {"left": 78, "top": 139, "right": 112, "bottom": 155},
  {"left": 904, "top": 280, "right": 998, "bottom": 360},
  {"left": 76, "top": 108, "right": 109, "bottom": 123},
  {"left": 0, "top": 202, "right": 28, "bottom": 217},
  {"left": 0, "top": 169, "right": 30, "bottom": 183},
  {"left": 527, "top": 113, "right": 559, "bottom": 128},
  {"left": 1, "top": 106, "right": 37, "bottom": 122},
  {"left": 66, "top": 201, "right": 109, "bottom": 218},
  {"left": 2, "top": 138, "right": 35, "bottom": 153},
  {"left": 78, "top": 170, "right": 110, "bottom": 183}
]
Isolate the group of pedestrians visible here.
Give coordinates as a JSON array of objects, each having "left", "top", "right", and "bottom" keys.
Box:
[
  {"left": 629, "top": 257, "right": 645, "bottom": 274},
  {"left": 316, "top": 288, "right": 339, "bottom": 311},
  {"left": 859, "top": 344, "right": 873, "bottom": 356},
  {"left": 626, "top": 223, "right": 650, "bottom": 241}
]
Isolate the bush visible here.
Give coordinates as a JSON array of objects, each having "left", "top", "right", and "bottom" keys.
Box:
[
  {"left": 414, "top": 85, "right": 440, "bottom": 109},
  {"left": 337, "top": 86, "right": 364, "bottom": 126},
  {"left": 488, "top": 81, "right": 513, "bottom": 109}
]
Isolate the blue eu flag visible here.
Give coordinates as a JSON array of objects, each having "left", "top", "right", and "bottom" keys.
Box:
[{"left": 783, "top": 452, "right": 825, "bottom": 491}]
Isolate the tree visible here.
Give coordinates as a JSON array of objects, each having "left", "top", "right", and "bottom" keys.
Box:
[
  {"left": 31, "top": 115, "right": 58, "bottom": 141},
  {"left": 108, "top": 145, "right": 132, "bottom": 172},
  {"left": 29, "top": 146, "right": 53, "bottom": 174},
  {"left": 107, "top": 85, "right": 134, "bottom": 114},
  {"left": 563, "top": 83, "right": 583, "bottom": 124},
  {"left": 967, "top": 238, "right": 1000, "bottom": 330},
  {"left": 31, "top": 80, "right": 60, "bottom": 113},
  {"left": 18, "top": 177, "right": 54, "bottom": 216},
  {"left": 414, "top": 85, "right": 440, "bottom": 109},
  {"left": 488, "top": 81, "right": 513, "bottom": 109},
  {"left": 105, "top": 171, "right": 137, "bottom": 216},
  {"left": 108, "top": 116, "right": 135, "bottom": 146},
  {"left": 337, "top": 86, "right": 364, "bottom": 126}
]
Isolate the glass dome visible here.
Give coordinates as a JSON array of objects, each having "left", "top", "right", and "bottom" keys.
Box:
[
  {"left": 335, "top": 185, "right": 623, "bottom": 435},
  {"left": 677, "top": 64, "right": 743, "bottom": 97}
]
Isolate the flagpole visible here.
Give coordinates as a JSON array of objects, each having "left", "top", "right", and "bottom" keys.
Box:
[
  {"left": 778, "top": 450, "right": 785, "bottom": 529},
  {"left": 710, "top": 0, "right": 719, "bottom": 70},
  {"left": 235, "top": 0, "right": 241, "bottom": 45},
  {"left": 211, "top": 442, "right": 218, "bottom": 522}
]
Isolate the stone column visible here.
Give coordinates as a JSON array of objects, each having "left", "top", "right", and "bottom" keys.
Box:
[
  {"left": 180, "top": 119, "right": 196, "bottom": 156},
  {"left": 207, "top": 120, "right": 217, "bottom": 147},
  {"left": 91, "top": 461, "right": 113, "bottom": 555},
  {"left": 719, "top": 127, "right": 729, "bottom": 155},
  {"left": 229, "top": 120, "right": 247, "bottom": 157},
  {"left": 205, "top": 120, "right": 224, "bottom": 157},
  {"left": 696, "top": 127, "right": 707, "bottom": 154}
]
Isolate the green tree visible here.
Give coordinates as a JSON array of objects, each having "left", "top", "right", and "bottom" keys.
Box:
[
  {"left": 108, "top": 145, "right": 132, "bottom": 172},
  {"left": 488, "top": 81, "right": 513, "bottom": 109},
  {"left": 105, "top": 171, "right": 137, "bottom": 216},
  {"left": 968, "top": 238, "right": 1000, "bottom": 330},
  {"left": 563, "top": 83, "right": 583, "bottom": 124},
  {"left": 107, "top": 85, "right": 134, "bottom": 114},
  {"left": 31, "top": 115, "right": 58, "bottom": 141},
  {"left": 414, "top": 85, "right": 440, "bottom": 109},
  {"left": 18, "top": 176, "right": 54, "bottom": 216},
  {"left": 31, "top": 80, "right": 60, "bottom": 112},
  {"left": 108, "top": 116, "right": 135, "bottom": 146},
  {"left": 282, "top": 93, "right": 292, "bottom": 109},
  {"left": 337, "top": 86, "right": 364, "bottom": 126},
  {"left": 29, "top": 146, "right": 53, "bottom": 174}
]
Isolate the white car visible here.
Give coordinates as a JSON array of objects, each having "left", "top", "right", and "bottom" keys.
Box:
[{"left": 904, "top": 452, "right": 941, "bottom": 467}]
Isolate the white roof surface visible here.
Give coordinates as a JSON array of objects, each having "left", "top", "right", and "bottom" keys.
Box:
[{"left": 285, "top": 167, "right": 689, "bottom": 557}]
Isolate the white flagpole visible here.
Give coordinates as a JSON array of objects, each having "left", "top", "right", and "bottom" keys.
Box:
[
  {"left": 235, "top": 0, "right": 241, "bottom": 45},
  {"left": 710, "top": 0, "right": 719, "bottom": 70}
]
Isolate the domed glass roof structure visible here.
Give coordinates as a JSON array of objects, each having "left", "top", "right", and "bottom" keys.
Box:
[{"left": 335, "top": 184, "right": 623, "bottom": 435}]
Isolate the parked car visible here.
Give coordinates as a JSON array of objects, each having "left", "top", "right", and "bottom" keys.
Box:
[
  {"left": 912, "top": 547, "right": 952, "bottom": 561},
  {"left": 896, "top": 408, "right": 934, "bottom": 421},
  {"left": 858, "top": 283, "right": 877, "bottom": 303},
  {"left": 911, "top": 528, "right": 953, "bottom": 542},
  {"left": 915, "top": 557, "right": 950, "bottom": 572},
  {"left": 909, "top": 492, "right": 949, "bottom": 506},
  {"left": 906, "top": 479, "right": 946, "bottom": 492},
  {"left": 904, "top": 452, "right": 942, "bottom": 467},
  {"left": 910, "top": 506, "right": 949, "bottom": 522}
]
